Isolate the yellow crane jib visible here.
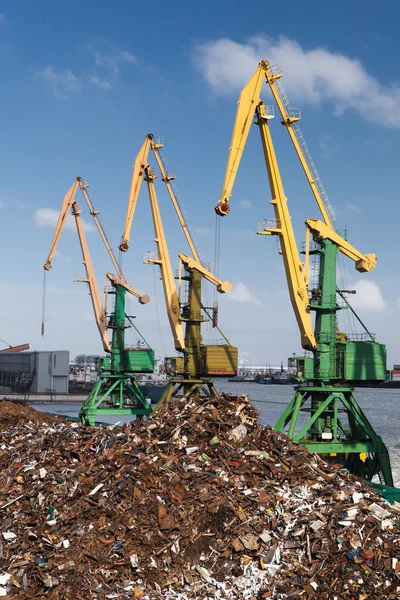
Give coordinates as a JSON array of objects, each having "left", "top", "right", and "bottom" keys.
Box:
[
  {"left": 178, "top": 254, "right": 232, "bottom": 293},
  {"left": 215, "top": 58, "right": 335, "bottom": 228},
  {"left": 215, "top": 65, "right": 267, "bottom": 217},
  {"left": 214, "top": 68, "right": 317, "bottom": 350},
  {"left": 105, "top": 273, "right": 150, "bottom": 304},
  {"left": 43, "top": 177, "right": 153, "bottom": 354},
  {"left": 44, "top": 176, "right": 149, "bottom": 304},
  {"left": 119, "top": 135, "right": 153, "bottom": 252},
  {"left": 43, "top": 177, "right": 81, "bottom": 271},
  {"left": 144, "top": 166, "right": 186, "bottom": 352},
  {"left": 305, "top": 219, "right": 377, "bottom": 273},
  {"left": 61, "top": 197, "right": 111, "bottom": 353},
  {"left": 120, "top": 133, "right": 202, "bottom": 265}
]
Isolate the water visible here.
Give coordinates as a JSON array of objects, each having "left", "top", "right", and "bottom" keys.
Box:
[{"left": 38, "top": 380, "right": 400, "bottom": 486}]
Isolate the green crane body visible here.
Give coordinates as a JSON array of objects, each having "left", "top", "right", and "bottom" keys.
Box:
[
  {"left": 79, "top": 283, "right": 153, "bottom": 426},
  {"left": 274, "top": 240, "right": 393, "bottom": 487},
  {"left": 158, "top": 266, "right": 237, "bottom": 408}
]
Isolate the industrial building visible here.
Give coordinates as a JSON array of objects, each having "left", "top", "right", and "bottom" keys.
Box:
[
  {"left": 0, "top": 350, "right": 69, "bottom": 394},
  {"left": 391, "top": 365, "right": 400, "bottom": 382}
]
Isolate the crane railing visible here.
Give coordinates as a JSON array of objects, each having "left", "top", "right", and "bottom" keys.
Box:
[
  {"left": 258, "top": 218, "right": 281, "bottom": 233},
  {"left": 144, "top": 251, "right": 161, "bottom": 263}
]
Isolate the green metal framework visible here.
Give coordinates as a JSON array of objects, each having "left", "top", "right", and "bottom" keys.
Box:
[
  {"left": 274, "top": 239, "right": 393, "bottom": 486},
  {"left": 80, "top": 284, "right": 152, "bottom": 425}
]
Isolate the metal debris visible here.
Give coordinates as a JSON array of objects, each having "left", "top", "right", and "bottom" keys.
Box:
[{"left": 0, "top": 395, "right": 399, "bottom": 599}]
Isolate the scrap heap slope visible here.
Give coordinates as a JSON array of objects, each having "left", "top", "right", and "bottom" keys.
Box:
[{"left": 0, "top": 397, "right": 399, "bottom": 599}]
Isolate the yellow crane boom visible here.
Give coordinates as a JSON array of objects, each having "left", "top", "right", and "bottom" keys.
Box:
[
  {"left": 71, "top": 201, "right": 111, "bottom": 353},
  {"left": 152, "top": 145, "right": 201, "bottom": 264},
  {"left": 119, "top": 134, "right": 201, "bottom": 263},
  {"left": 43, "top": 178, "right": 152, "bottom": 353},
  {"left": 144, "top": 166, "right": 185, "bottom": 352},
  {"left": 45, "top": 177, "right": 149, "bottom": 304},
  {"left": 119, "top": 136, "right": 153, "bottom": 252},
  {"left": 120, "top": 136, "right": 234, "bottom": 369},
  {"left": 43, "top": 181, "right": 110, "bottom": 352},
  {"left": 216, "top": 67, "right": 266, "bottom": 217},
  {"left": 255, "top": 104, "right": 316, "bottom": 349},
  {"left": 262, "top": 61, "right": 335, "bottom": 228},
  {"left": 105, "top": 272, "right": 150, "bottom": 299},
  {"left": 44, "top": 178, "right": 81, "bottom": 271},
  {"left": 215, "top": 59, "right": 377, "bottom": 349},
  {"left": 214, "top": 69, "right": 315, "bottom": 347}
]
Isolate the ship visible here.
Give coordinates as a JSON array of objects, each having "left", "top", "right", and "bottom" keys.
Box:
[
  {"left": 258, "top": 376, "right": 272, "bottom": 384},
  {"left": 270, "top": 373, "right": 294, "bottom": 385},
  {"left": 228, "top": 375, "right": 258, "bottom": 382},
  {"left": 136, "top": 375, "right": 168, "bottom": 404},
  {"left": 136, "top": 359, "right": 169, "bottom": 404}
]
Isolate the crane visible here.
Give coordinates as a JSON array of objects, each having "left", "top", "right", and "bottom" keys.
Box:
[
  {"left": 120, "top": 137, "right": 238, "bottom": 406},
  {"left": 215, "top": 61, "right": 393, "bottom": 487},
  {"left": 0, "top": 341, "right": 30, "bottom": 353},
  {"left": 43, "top": 177, "right": 153, "bottom": 425}
]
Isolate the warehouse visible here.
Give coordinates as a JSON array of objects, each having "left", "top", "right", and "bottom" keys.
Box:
[{"left": 0, "top": 350, "right": 69, "bottom": 394}]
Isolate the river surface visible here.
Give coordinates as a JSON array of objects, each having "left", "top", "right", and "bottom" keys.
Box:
[{"left": 37, "top": 381, "right": 400, "bottom": 486}]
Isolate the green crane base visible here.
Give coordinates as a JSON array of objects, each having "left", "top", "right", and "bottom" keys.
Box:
[
  {"left": 153, "top": 376, "right": 219, "bottom": 414},
  {"left": 79, "top": 372, "right": 152, "bottom": 426},
  {"left": 274, "top": 385, "right": 394, "bottom": 487}
]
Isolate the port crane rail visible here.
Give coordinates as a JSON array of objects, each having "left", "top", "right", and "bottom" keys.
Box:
[
  {"left": 120, "top": 136, "right": 238, "bottom": 406},
  {"left": 215, "top": 60, "right": 393, "bottom": 486},
  {"left": 43, "top": 177, "right": 153, "bottom": 425}
]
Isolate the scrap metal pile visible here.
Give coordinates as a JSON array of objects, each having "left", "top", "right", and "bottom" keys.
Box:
[{"left": 0, "top": 396, "right": 399, "bottom": 599}]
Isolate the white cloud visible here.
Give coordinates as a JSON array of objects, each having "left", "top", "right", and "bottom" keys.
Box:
[
  {"left": 345, "top": 202, "right": 362, "bottom": 213},
  {"left": 226, "top": 281, "right": 262, "bottom": 306},
  {"left": 193, "top": 35, "right": 400, "bottom": 128},
  {"left": 89, "top": 44, "right": 137, "bottom": 74},
  {"left": 319, "top": 134, "right": 332, "bottom": 158},
  {"left": 0, "top": 198, "right": 4, "bottom": 208},
  {"left": 0, "top": 13, "right": 7, "bottom": 24},
  {"left": 39, "top": 65, "right": 80, "bottom": 97},
  {"left": 350, "top": 280, "right": 385, "bottom": 312},
  {"left": 34, "top": 208, "right": 95, "bottom": 233},
  {"left": 119, "top": 50, "right": 136, "bottom": 64},
  {"left": 239, "top": 199, "right": 252, "bottom": 209},
  {"left": 88, "top": 75, "right": 112, "bottom": 89}
]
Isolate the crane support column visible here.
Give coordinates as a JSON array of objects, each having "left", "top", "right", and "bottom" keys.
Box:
[
  {"left": 154, "top": 264, "right": 221, "bottom": 412},
  {"left": 275, "top": 235, "right": 393, "bottom": 486}
]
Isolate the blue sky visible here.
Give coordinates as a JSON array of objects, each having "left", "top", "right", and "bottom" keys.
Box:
[{"left": 1, "top": 0, "right": 400, "bottom": 366}]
